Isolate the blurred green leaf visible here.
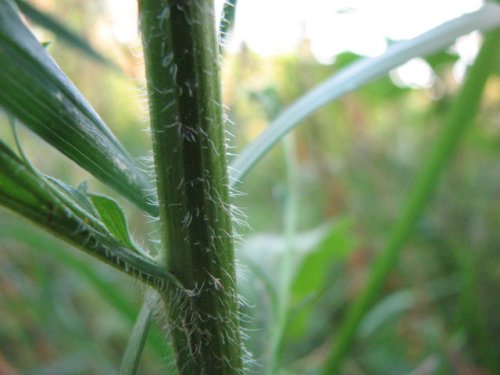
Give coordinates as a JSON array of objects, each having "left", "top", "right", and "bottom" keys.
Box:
[
  {"left": 292, "top": 218, "right": 354, "bottom": 303},
  {"left": 332, "top": 51, "right": 362, "bottom": 69},
  {"left": 288, "top": 219, "right": 354, "bottom": 339},
  {"left": 229, "top": 4, "right": 500, "bottom": 184},
  {"left": 424, "top": 50, "right": 460, "bottom": 72},
  {"left": 248, "top": 86, "right": 283, "bottom": 120},
  {"left": 0, "top": 214, "right": 137, "bottom": 321},
  {"left": 359, "top": 291, "right": 415, "bottom": 340},
  {"left": 0, "top": 213, "right": 175, "bottom": 364},
  {"left": 0, "top": 0, "right": 157, "bottom": 215},
  {"left": 14, "top": 0, "right": 118, "bottom": 69}
]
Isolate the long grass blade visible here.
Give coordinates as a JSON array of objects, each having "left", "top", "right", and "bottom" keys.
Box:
[
  {"left": 0, "top": 0, "right": 156, "bottom": 215},
  {"left": 321, "top": 27, "right": 500, "bottom": 374},
  {"left": 119, "top": 290, "right": 160, "bottom": 375},
  {"left": 229, "top": 3, "right": 500, "bottom": 184},
  {"left": 14, "top": 0, "right": 118, "bottom": 69}
]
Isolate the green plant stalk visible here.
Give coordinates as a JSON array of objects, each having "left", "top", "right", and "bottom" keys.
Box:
[
  {"left": 119, "top": 289, "right": 158, "bottom": 375},
  {"left": 322, "top": 28, "right": 500, "bottom": 375},
  {"left": 139, "top": 1, "right": 242, "bottom": 374},
  {"left": 453, "top": 243, "right": 497, "bottom": 373},
  {"left": 267, "top": 134, "right": 299, "bottom": 375}
]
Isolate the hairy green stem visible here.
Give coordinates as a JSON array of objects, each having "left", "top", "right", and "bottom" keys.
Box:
[
  {"left": 139, "top": 1, "right": 243, "bottom": 374},
  {"left": 322, "top": 28, "right": 500, "bottom": 374},
  {"left": 219, "top": 0, "right": 238, "bottom": 47}
]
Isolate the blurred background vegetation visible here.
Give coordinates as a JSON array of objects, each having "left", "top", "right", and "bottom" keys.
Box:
[{"left": 0, "top": 0, "right": 498, "bottom": 374}]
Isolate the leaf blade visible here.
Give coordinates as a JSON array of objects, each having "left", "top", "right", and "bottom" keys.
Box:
[
  {"left": 119, "top": 290, "right": 156, "bottom": 375},
  {"left": 90, "top": 193, "right": 141, "bottom": 254},
  {"left": 229, "top": 3, "right": 500, "bottom": 185},
  {"left": 0, "top": 0, "right": 157, "bottom": 215}
]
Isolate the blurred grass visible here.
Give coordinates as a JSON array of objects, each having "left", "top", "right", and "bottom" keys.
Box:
[{"left": 0, "top": 211, "right": 173, "bottom": 373}]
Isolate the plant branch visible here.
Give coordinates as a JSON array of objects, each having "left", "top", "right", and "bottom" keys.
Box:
[{"left": 0, "top": 139, "right": 180, "bottom": 291}]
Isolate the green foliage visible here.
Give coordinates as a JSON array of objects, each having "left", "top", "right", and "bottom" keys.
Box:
[
  {"left": 0, "top": 0, "right": 499, "bottom": 374},
  {"left": 0, "top": 0, "right": 155, "bottom": 215},
  {"left": 90, "top": 194, "right": 143, "bottom": 255}
]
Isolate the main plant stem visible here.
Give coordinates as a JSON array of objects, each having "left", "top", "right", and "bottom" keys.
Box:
[{"left": 139, "top": 1, "right": 242, "bottom": 374}]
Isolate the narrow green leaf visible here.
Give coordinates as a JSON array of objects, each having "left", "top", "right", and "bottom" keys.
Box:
[
  {"left": 359, "top": 277, "right": 459, "bottom": 340},
  {"left": 90, "top": 193, "right": 142, "bottom": 254},
  {"left": 229, "top": 3, "right": 500, "bottom": 185},
  {"left": 14, "top": 0, "right": 118, "bottom": 69},
  {"left": 0, "top": 139, "right": 57, "bottom": 221},
  {"left": 292, "top": 219, "right": 354, "bottom": 303},
  {"left": 119, "top": 290, "right": 159, "bottom": 375},
  {"left": 321, "top": 27, "right": 500, "bottom": 375},
  {"left": 0, "top": 0, "right": 157, "bottom": 215}
]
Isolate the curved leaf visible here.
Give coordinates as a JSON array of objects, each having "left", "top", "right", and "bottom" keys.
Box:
[
  {"left": 229, "top": 3, "right": 500, "bottom": 184},
  {"left": 0, "top": 0, "right": 157, "bottom": 215},
  {"left": 90, "top": 193, "right": 143, "bottom": 255}
]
